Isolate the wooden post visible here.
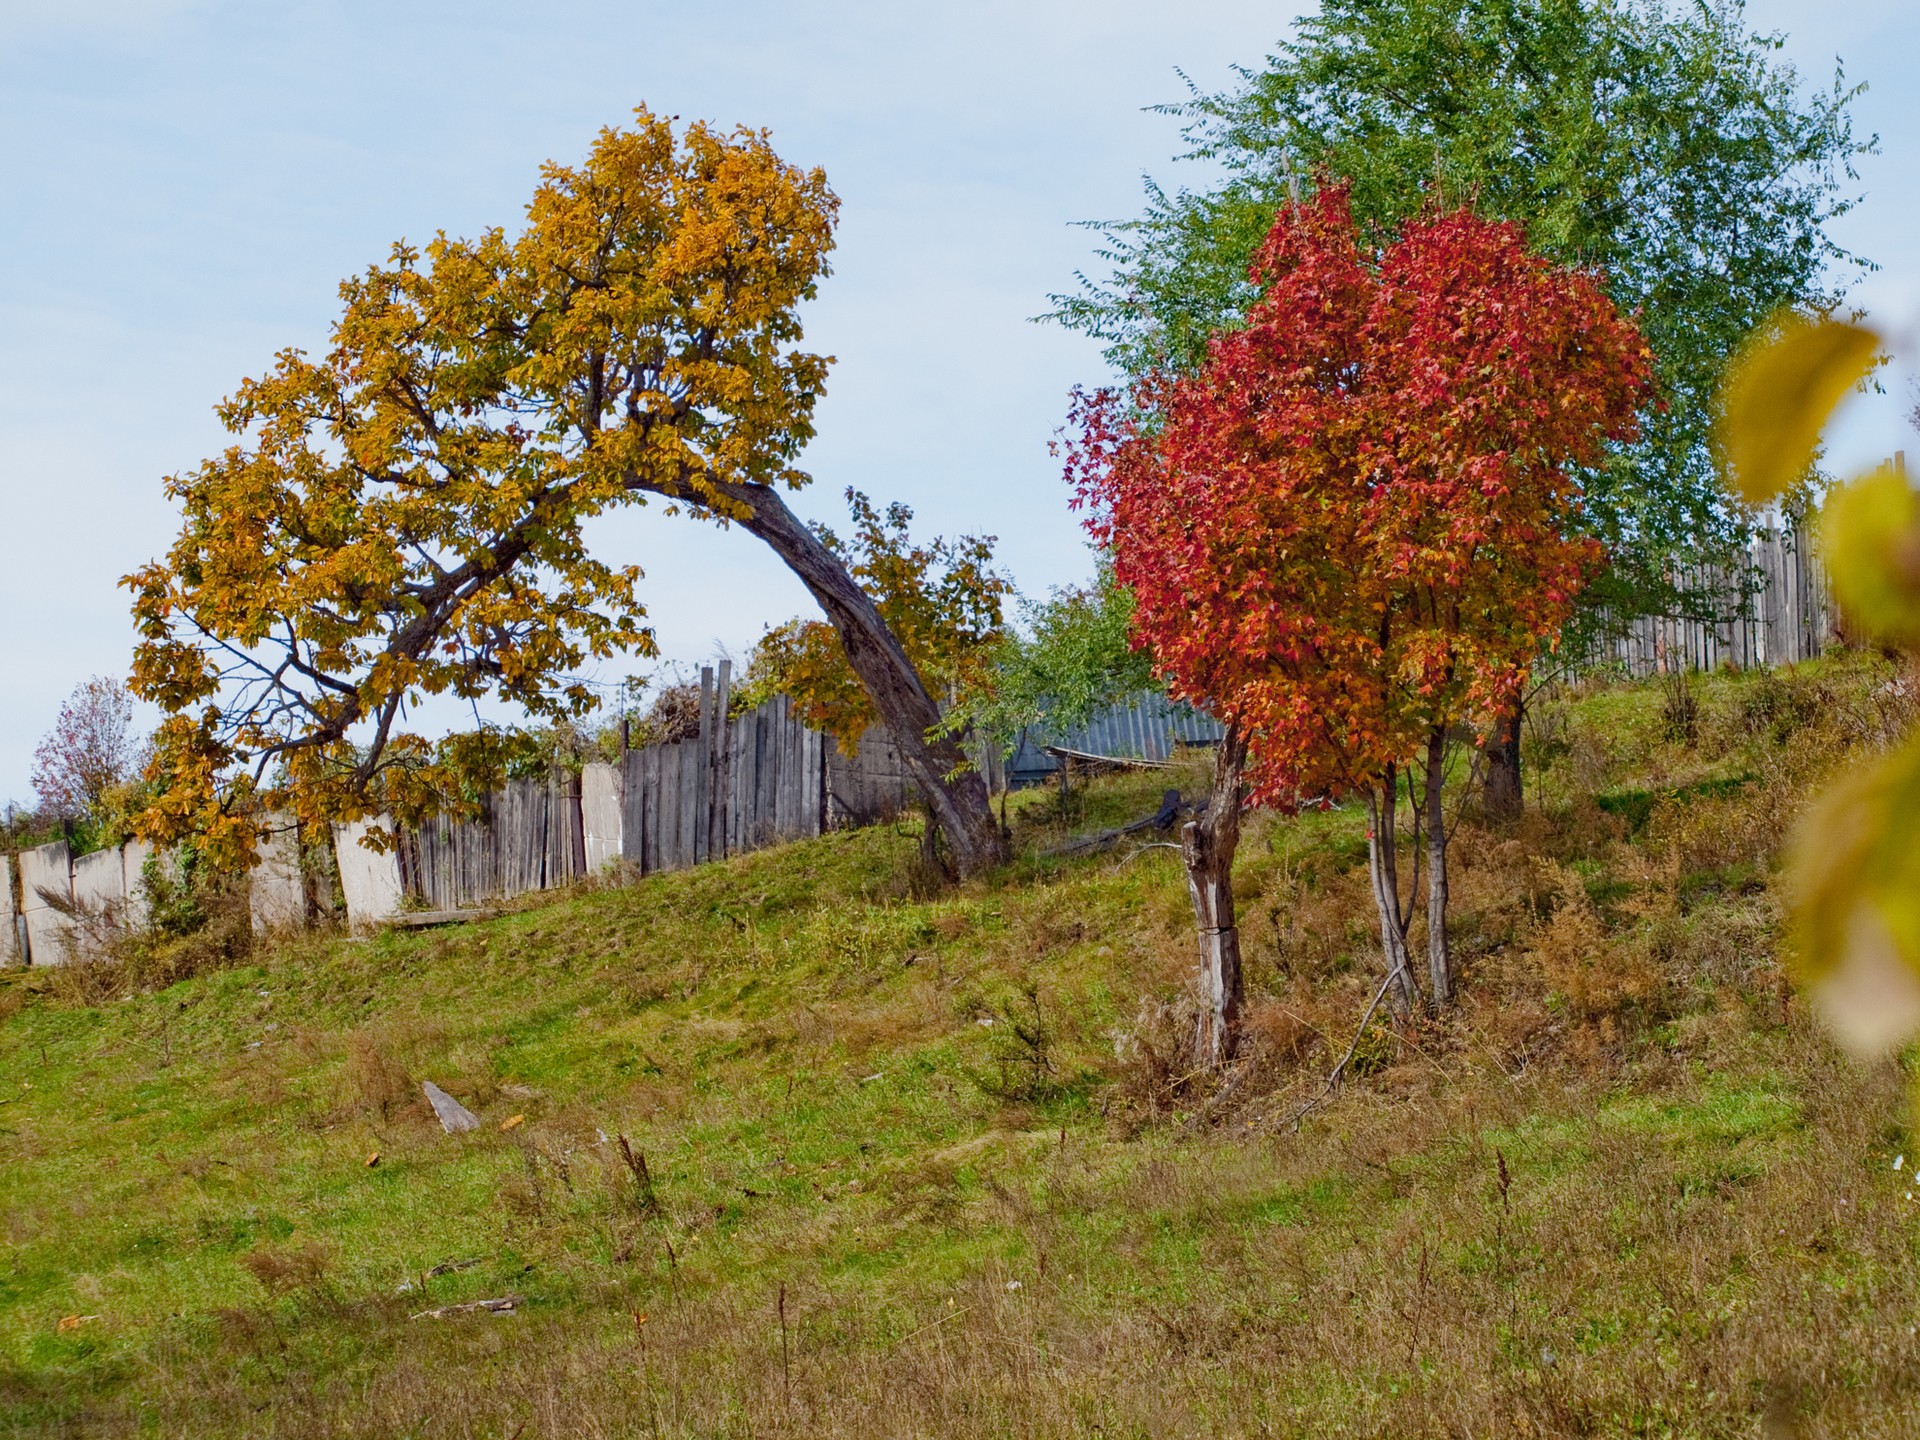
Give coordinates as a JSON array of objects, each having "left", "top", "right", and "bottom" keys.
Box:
[
  {"left": 1181, "top": 724, "right": 1249, "bottom": 1067},
  {"left": 710, "top": 660, "right": 732, "bottom": 860},
  {"left": 695, "top": 667, "right": 714, "bottom": 863}
]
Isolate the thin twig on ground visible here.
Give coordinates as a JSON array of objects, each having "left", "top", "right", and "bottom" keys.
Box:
[
  {"left": 1277, "top": 966, "right": 1404, "bottom": 1131},
  {"left": 409, "top": 1295, "right": 522, "bottom": 1321}
]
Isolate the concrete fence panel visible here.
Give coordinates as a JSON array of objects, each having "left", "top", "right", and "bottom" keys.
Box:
[
  {"left": 332, "top": 819, "right": 405, "bottom": 928},
  {"left": 68, "top": 847, "right": 129, "bottom": 962},
  {"left": 250, "top": 816, "right": 305, "bottom": 934},
  {"left": 121, "top": 840, "right": 156, "bottom": 932},
  {"left": 582, "top": 762, "right": 623, "bottom": 873},
  {"left": 19, "top": 841, "right": 73, "bottom": 966},
  {"left": 70, "top": 846, "right": 125, "bottom": 913}
]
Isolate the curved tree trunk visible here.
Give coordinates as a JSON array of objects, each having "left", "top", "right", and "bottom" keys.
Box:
[
  {"left": 682, "top": 477, "right": 1010, "bottom": 878},
  {"left": 1184, "top": 723, "right": 1249, "bottom": 1067}
]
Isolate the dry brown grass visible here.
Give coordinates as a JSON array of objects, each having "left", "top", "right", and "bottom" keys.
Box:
[
  {"left": 342, "top": 1027, "right": 418, "bottom": 1124},
  {"left": 1528, "top": 859, "right": 1665, "bottom": 1031}
]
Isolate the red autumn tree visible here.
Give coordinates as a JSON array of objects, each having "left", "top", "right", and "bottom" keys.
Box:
[{"left": 1070, "top": 185, "right": 1648, "bottom": 1060}]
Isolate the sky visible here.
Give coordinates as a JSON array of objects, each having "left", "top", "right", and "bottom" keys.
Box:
[{"left": 0, "top": 0, "right": 1915, "bottom": 807}]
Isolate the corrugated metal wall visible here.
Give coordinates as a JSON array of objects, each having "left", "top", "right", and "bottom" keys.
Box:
[{"left": 1004, "top": 691, "right": 1224, "bottom": 787}]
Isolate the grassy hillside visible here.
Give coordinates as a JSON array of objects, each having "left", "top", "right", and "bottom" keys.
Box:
[{"left": 4, "top": 657, "right": 1920, "bottom": 1438}]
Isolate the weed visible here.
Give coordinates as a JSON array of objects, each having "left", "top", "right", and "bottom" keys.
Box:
[
  {"left": 237, "top": 1239, "right": 335, "bottom": 1302},
  {"left": 970, "top": 983, "right": 1059, "bottom": 1102},
  {"left": 1661, "top": 665, "right": 1701, "bottom": 745},
  {"left": 343, "top": 1027, "right": 416, "bottom": 1122}
]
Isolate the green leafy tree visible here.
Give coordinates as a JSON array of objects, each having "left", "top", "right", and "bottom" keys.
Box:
[
  {"left": 954, "top": 561, "right": 1155, "bottom": 752},
  {"left": 1050, "top": 0, "right": 1871, "bottom": 647}
]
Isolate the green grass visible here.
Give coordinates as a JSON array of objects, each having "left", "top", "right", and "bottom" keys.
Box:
[{"left": 3, "top": 656, "right": 1920, "bottom": 1436}]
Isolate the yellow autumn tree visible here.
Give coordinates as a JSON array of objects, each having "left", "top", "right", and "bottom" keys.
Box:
[{"left": 126, "top": 108, "right": 1008, "bottom": 874}]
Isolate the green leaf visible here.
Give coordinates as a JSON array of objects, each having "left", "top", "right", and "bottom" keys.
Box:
[{"left": 1719, "top": 313, "right": 1879, "bottom": 506}]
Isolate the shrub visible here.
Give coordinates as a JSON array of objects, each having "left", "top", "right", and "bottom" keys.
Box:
[{"left": 1529, "top": 861, "right": 1663, "bottom": 1033}]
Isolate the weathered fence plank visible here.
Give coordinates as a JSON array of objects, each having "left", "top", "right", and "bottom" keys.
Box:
[
  {"left": 694, "top": 668, "right": 713, "bottom": 864},
  {"left": 711, "top": 661, "right": 733, "bottom": 859},
  {"left": 1, "top": 854, "right": 18, "bottom": 966}
]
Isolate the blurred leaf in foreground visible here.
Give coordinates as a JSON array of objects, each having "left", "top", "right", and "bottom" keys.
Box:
[
  {"left": 1791, "top": 738, "right": 1920, "bottom": 1057},
  {"left": 1720, "top": 314, "right": 1878, "bottom": 505},
  {"left": 1723, "top": 309, "right": 1920, "bottom": 1067},
  {"left": 1822, "top": 464, "right": 1920, "bottom": 647}
]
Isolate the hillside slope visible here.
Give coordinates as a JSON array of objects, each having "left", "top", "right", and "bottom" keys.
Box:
[{"left": 3, "top": 658, "right": 1919, "bottom": 1438}]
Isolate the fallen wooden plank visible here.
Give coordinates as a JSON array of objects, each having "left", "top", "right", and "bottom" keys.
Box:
[
  {"left": 389, "top": 909, "right": 496, "bottom": 929},
  {"left": 1041, "top": 744, "right": 1178, "bottom": 770},
  {"left": 1043, "top": 789, "right": 1188, "bottom": 858}
]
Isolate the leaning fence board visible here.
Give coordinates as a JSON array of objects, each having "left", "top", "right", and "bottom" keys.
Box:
[{"left": 658, "top": 742, "right": 678, "bottom": 871}]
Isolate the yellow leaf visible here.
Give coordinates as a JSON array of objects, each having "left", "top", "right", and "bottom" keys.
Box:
[
  {"left": 499, "top": 1114, "right": 525, "bottom": 1132},
  {"left": 1821, "top": 464, "right": 1920, "bottom": 646},
  {"left": 1810, "top": 905, "right": 1920, "bottom": 1059},
  {"left": 1719, "top": 312, "right": 1879, "bottom": 505},
  {"left": 1790, "top": 735, "right": 1920, "bottom": 1055}
]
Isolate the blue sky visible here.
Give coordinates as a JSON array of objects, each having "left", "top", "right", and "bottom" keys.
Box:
[{"left": 0, "top": 0, "right": 1913, "bottom": 806}]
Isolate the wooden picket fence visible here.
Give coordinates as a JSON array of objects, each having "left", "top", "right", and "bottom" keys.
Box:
[
  {"left": 399, "top": 772, "right": 587, "bottom": 911},
  {"left": 620, "top": 686, "right": 826, "bottom": 873},
  {"left": 393, "top": 665, "right": 945, "bottom": 908},
  {"left": 1581, "top": 520, "right": 1836, "bottom": 677}
]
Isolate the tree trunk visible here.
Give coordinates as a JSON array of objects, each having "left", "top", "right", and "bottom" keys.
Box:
[
  {"left": 651, "top": 475, "right": 1010, "bottom": 878},
  {"left": 1423, "top": 728, "right": 1453, "bottom": 1009},
  {"left": 1182, "top": 724, "right": 1248, "bottom": 1067},
  {"left": 1483, "top": 689, "right": 1524, "bottom": 821},
  {"left": 1364, "top": 769, "right": 1420, "bottom": 1021}
]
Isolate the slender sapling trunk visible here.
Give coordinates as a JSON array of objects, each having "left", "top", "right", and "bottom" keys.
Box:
[
  {"left": 1423, "top": 727, "right": 1454, "bottom": 1008},
  {"left": 1364, "top": 766, "right": 1421, "bottom": 1021}
]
